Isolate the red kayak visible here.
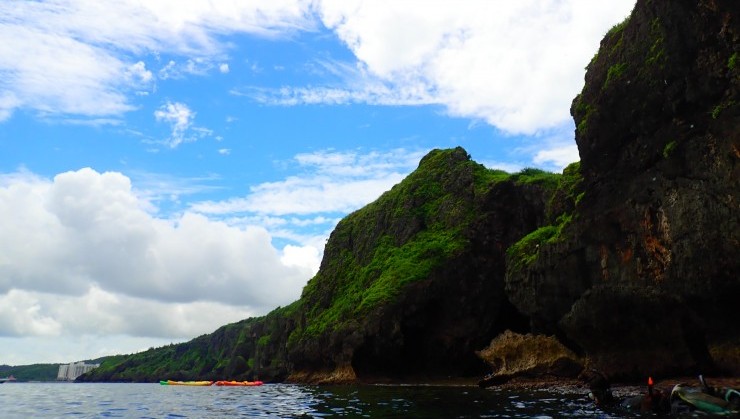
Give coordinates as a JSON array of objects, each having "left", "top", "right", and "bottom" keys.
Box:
[{"left": 213, "top": 380, "right": 263, "bottom": 386}]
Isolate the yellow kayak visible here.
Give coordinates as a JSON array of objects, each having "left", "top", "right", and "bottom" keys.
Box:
[{"left": 160, "top": 380, "right": 213, "bottom": 386}]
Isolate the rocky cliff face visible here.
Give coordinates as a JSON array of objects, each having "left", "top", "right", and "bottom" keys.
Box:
[
  {"left": 285, "top": 148, "right": 550, "bottom": 382},
  {"left": 506, "top": 0, "right": 739, "bottom": 378}
]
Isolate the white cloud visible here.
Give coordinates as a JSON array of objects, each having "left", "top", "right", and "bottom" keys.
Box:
[
  {"left": 482, "top": 161, "right": 525, "bottom": 174},
  {"left": 0, "top": 335, "right": 181, "bottom": 365},
  {"left": 158, "top": 60, "right": 180, "bottom": 80},
  {"left": 310, "top": 0, "right": 635, "bottom": 134},
  {"left": 515, "top": 125, "right": 581, "bottom": 171},
  {"left": 0, "top": 162, "right": 388, "bottom": 363},
  {"left": 191, "top": 148, "right": 427, "bottom": 216},
  {"left": 154, "top": 101, "right": 208, "bottom": 148},
  {"left": 126, "top": 61, "right": 153, "bottom": 84},
  {"left": 0, "top": 168, "right": 317, "bottom": 316},
  {"left": 0, "top": 0, "right": 316, "bottom": 121},
  {"left": 533, "top": 143, "right": 580, "bottom": 170},
  {"left": 0, "top": 287, "right": 259, "bottom": 341},
  {"left": 0, "top": 92, "right": 20, "bottom": 122},
  {"left": 159, "top": 58, "right": 224, "bottom": 80},
  {"left": 0, "top": 290, "right": 62, "bottom": 337},
  {"left": 281, "top": 245, "right": 321, "bottom": 273}
]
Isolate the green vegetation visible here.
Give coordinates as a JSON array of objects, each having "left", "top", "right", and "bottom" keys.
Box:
[
  {"left": 0, "top": 356, "right": 111, "bottom": 381},
  {"left": 506, "top": 225, "right": 558, "bottom": 270},
  {"left": 289, "top": 148, "right": 564, "bottom": 351},
  {"left": 587, "top": 52, "right": 599, "bottom": 70},
  {"left": 644, "top": 18, "right": 666, "bottom": 68},
  {"left": 605, "top": 16, "right": 629, "bottom": 60},
  {"left": 257, "top": 335, "right": 271, "bottom": 348},
  {"left": 663, "top": 141, "right": 677, "bottom": 158},
  {"left": 0, "top": 363, "right": 61, "bottom": 381},
  {"left": 574, "top": 98, "right": 595, "bottom": 137},
  {"left": 729, "top": 52, "right": 738, "bottom": 71},
  {"left": 80, "top": 317, "right": 264, "bottom": 381},
  {"left": 299, "top": 228, "right": 465, "bottom": 339},
  {"left": 606, "top": 17, "right": 629, "bottom": 39},
  {"left": 508, "top": 162, "right": 583, "bottom": 272},
  {"left": 711, "top": 100, "right": 735, "bottom": 119},
  {"left": 506, "top": 213, "right": 571, "bottom": 271},
  {"left": 511, "top": 168, "right": 560, "bottom": 190},
  {"left": 549, "top": 162, "right": 583, "bottom": 214},
  {"left": 605, "top": 62, "right": 628, "bottom": 88},
  {"left": 292, "top": 148, "right": 493, "bottom": 342}
]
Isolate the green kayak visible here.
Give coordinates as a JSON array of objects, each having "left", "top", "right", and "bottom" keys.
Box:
[{"left": 672, "top": 384, "right": 736, "bottom": 414}]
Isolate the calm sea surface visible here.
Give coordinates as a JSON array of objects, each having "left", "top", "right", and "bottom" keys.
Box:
[{"left": 0, "top": 382, "right": 651, "bottom": 418}]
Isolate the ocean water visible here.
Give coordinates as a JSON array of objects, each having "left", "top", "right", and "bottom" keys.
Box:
[{"left": 0, "top": 382, "right": 649, "bottom": 418}]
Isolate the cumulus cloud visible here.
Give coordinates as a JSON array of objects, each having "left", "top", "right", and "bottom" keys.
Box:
[
  {"left": 315, "top": 0, "right": 635, "bottom": 134},
  {"left": 235, "top": 0, "right": 635, "bottom": 135},
  {"left": 0, "top": 287, "right": 259, "bottom": 340},
  {"left": 0, "top": 148, "right": 421, "bottom": 361},
  {"left": 0, "top": 168, "right": 319, "bottom": 342}
]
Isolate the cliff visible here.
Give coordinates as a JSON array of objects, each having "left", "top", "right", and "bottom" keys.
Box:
[
  {"left": 81, "top": 148, "right": 569, "bottom": 383},
  {"left": 507, "top": 0, "right": 739, "bottom": 377},
  {"left": 285, "top": 149, "right": 559, "bottom": 382},
  {"left": 80, "top": 0, "right": 739, "bottom": 383}
]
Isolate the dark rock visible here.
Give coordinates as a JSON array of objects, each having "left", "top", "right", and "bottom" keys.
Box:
[{"left": 507, "top": 0, "right": 740, "bottom": 377}]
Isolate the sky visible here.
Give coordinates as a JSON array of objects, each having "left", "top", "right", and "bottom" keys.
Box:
[{"left": 0, "top": 0, "right": 635, "bottom": 366}]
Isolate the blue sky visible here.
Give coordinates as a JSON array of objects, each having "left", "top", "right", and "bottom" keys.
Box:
[{"left": 0, "top": 0, "right": 635, "bottom": 365}]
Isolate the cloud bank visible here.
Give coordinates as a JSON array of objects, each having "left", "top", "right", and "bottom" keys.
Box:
[
  {"left": 0, "top": 168, "right": 315, "bottom": 341},
  {"left": 0, "top": 147, "right": 422, "bottom": 362},
  {"left": 297, "top": 0, "right": 634, "bottom": 134}
]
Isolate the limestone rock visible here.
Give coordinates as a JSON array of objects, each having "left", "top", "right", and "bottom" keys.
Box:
[{"left": 476, "top": 330, "right": 583, "bottom": 383}]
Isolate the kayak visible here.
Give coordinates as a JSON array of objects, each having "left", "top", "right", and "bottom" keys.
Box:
[
  {"left": 671, "top": 384, "right": 736, "bottom": 414},
  {"left": 160, "top": 380, "right": 213, "bottom": 386},
  {"left": 213, "top": 380, "right": 263, "bottom": 386}
]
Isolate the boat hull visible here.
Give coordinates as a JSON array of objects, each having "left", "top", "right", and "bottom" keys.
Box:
[
  {"left": 160, "top": 380, "right": 213, "bottom": 386},
  {"left": 213, "top": 380, "right": 263, "bottom": 386}
]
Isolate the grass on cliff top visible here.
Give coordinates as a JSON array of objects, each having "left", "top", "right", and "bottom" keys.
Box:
[
  {"left": 292, "top": 148, "right": 564, "bottom": 343},
  {"left": 296, "top": 149, "right": 488, "bottom": 339},
  {"left": 81, "top": 315, "right": 272, "bottom": 382},
  {"left": 507, "top": 162, "right": 583, "bottom": 271},
  {"left": 299, "top": 228, "right": 464, "bottom": 338}
]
